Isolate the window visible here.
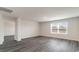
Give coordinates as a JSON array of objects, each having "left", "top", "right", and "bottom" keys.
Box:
[{"left": 50, "top": 22, "right": 68, "bottom": 34}]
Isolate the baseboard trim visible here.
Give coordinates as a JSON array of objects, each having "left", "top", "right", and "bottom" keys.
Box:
[
  {"left": 21, "top": 36, "right": 41, "bottom": 40},
  {"left": 21, "top": 35, "right": 79, "bottom": 42},
  {"left": 3, "top": 35, "right": 79, "bottom": 43},
  {"left": 41, "top": 35, "right": 79, "bottom": 42}
]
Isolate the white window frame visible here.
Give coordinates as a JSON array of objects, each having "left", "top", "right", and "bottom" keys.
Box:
[{"left": 50, "top": 22, "right": 68, "bottom": 34}]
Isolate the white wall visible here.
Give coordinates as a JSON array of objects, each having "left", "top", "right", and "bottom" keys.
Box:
[
  {"left": 4, "top": 16, "right": 15, "bottom": 36},
  {"left": 20, "top": 19, "right": 39, "bottom": 39},
  {"left": 0, "top": 15, "right": 4, "bottom": 44},
  {"left": 0, "top": 14, "right": 39, "bottom": 44},
  {"left": 14, "top": 18, "right": 39, "bottom": 41},
  {"left": 39, "top": 17, "right": 79, "bottom": 41},
  {"left": 3, "top": 16, "right": 39, "bottom": 39}
]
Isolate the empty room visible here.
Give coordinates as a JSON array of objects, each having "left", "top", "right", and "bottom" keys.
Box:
[{"left": 0, "top": 7, "right": 79, "bottom": 52}]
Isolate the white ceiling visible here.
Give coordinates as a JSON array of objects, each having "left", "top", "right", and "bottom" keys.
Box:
[{"left": 6, "top": 7, "right": 79, "bottom": 22}]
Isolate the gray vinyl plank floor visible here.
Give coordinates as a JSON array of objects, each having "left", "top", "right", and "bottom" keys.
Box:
[{"left": 0, "top": 36, "right": 79, "bottom": 52}]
